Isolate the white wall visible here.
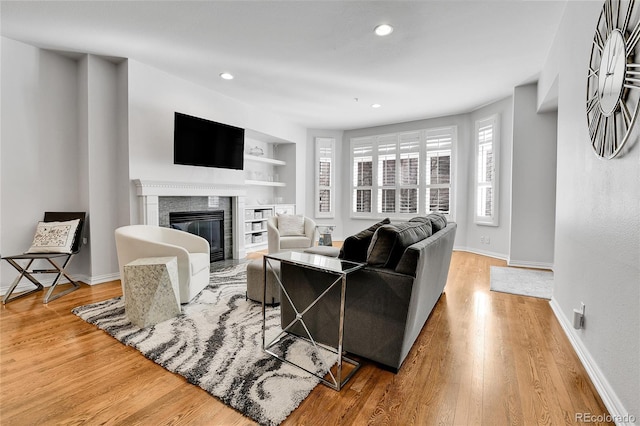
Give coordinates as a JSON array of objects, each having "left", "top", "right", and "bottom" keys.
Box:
[
  {"left": 83, "top": 55, "right": 122, "bottom": 281},
  {"left": 1, "top": 37, "right": 84, "bottom": 290},
  {"left": 509, "top": 83, "right": 557, "bottom": 269},
  {"left": 467, "top": 97, "right": 514, "bottom": 259},
  {"left": 1, "top": 42, "right": 308, "bottom": 288},
  {"left": 125, "top": 60, "right": 307, "bottom": 222},
  {"left": 542, "top": 2, "right": 640, "bottom": 422}
]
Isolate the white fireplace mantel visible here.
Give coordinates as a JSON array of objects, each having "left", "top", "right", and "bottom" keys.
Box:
[
  {"left": 134, "top": 179, "right": 247, "bottom": 197},
  {"left": 133, "top": 179, "right": 247, "bottom": 259}
]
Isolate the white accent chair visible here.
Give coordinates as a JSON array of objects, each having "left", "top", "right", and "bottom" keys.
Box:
[
  {"left": 267, "top": 216, "right": 316, "bottom": 253},
  {"left": 115, "top": 225, "right": 210, "bottom": 304}
]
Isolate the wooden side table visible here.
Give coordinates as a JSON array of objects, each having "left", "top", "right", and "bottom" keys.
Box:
[{"left": 123, "top": 256, "right": 181, "bottom": 328}]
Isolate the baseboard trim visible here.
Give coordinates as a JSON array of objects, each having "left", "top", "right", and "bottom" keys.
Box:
[
  {"left": 1, "top": 273, "right": 120, "bottom": 295},
  {"left": 453, "top": 246, "right": 508, "bottom": 261},
  {"left": 507, "top": 258, "right": 554, "bottom": 270},
  {"left": 78, "top": 273, "right": 120, "bottom": 286},
  {"left": 549, "top": 298, "right": 636, "bottom": 426}
]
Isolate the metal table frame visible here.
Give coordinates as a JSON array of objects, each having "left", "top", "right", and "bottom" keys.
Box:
[{"left": 261, "top": 251, "right": 364, "bottom": 391}]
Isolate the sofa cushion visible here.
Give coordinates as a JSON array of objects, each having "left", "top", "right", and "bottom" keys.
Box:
[
  {"left": 366, "top": 220, "right": 432, "bottom": 269},
  {"left": 277, "top": 214, "right": 305, "bottom": 236},
  {"left": 280, "top": 236, "right": 312, "bottom": 250},
  {"left": 339, "top": 218, "right": 390, "bottom": 262}
]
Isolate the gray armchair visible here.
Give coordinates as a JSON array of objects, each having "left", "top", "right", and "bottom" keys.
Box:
[{"left": 267, "top": 215, "right": 316, "bottom": 253}]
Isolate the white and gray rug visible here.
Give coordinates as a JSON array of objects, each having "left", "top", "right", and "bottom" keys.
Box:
[
  {"left": 73, "top": 263, "right": 328, "bottom": 426},
  {"left": 490, "top": 266, "right": 554, "bottom": 299}
]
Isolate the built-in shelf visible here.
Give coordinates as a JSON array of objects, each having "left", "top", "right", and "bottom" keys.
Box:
[
  {"left": 243, "top": 204, "right": 295, "bottom": 252},
  {"left": 244, "top": 154, "right": 286, "bottom": 166},
  {"left": 244, "top": 180, "right": 286, "bottom": 187}
]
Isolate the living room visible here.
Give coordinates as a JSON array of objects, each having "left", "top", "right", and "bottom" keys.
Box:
[{"left": 1, "top": 1, "right": 638, "bottom": 425}]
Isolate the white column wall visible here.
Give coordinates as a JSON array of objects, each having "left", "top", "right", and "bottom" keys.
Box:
[
  {"left": 509, "top": 83, "right": 557, "bottom": 269},
  {"left": 84, "top": 55, "right": 122, "bottom": 282}
]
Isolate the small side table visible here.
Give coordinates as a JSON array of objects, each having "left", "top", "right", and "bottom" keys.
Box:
[
  {"left": 316, "top": 225, "right": 336, "bottom": 246},
  {"left": 124, "top": 256, "right": 181, "bottom": 328},
  {"left": 262, "top": 251, "right": 364, "bottom": 391}
]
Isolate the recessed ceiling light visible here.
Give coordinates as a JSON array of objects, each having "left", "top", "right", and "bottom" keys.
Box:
[
  {"left": 371, "top": 103, "right": 382, "bottom": 108},
  {"left": 374, "top": 24, "right": 393, "bottom": 36},
  {"left": 220, "top": 72, "right": 234, "bottom": 80}
]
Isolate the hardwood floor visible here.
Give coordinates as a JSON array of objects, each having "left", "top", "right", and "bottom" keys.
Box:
[{"left": 0, "top": 251, "right": 611, "bottom": 425}]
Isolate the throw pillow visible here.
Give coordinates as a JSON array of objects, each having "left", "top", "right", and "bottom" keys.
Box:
[
  {"left": 409, "top": 213, "right": 447, "bottom": 232},
  {"left": 426, "top": 212, "right": 448, "bottom": 232},
  {"left": 277, "top": 214, "right": 305, "bottom": 236},
  {"left": 366, "top": 220, "right": 432, "bottom": 269},
  {"left": 25, "top": 219, "right": 81, "bottom": 254},
  {"left": 339, "top": 218, "right": 391, "bottom": 262}
]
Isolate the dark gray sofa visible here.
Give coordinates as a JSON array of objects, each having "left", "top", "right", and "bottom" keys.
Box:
[{"left": 280, "top": 213, "right": 457, "bottom": 372}]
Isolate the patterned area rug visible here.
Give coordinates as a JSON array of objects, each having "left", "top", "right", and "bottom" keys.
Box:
[
  {"left": 73, "top": 263, "right": 328, "bottom": 426},
  {"left": 490, "top": 266, "right": 554, "bottom": 299}
]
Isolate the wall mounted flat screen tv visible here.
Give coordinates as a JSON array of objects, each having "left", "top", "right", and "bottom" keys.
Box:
[{"left": 174, "top": 112, "right": 244, "bottom": 170}]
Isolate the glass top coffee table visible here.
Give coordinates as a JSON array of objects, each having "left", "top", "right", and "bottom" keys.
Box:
[{"left": 261, "top": 251, "right": 365, "bottom": 391}]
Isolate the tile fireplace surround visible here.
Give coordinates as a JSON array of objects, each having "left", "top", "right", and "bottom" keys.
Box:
[{"left": 134, "top": 179, "right": 247, "bottom": 259}]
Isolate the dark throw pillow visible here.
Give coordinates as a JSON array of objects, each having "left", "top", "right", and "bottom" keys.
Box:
[
  {"left": 366, "top": 220, "right": 432, "bottom": 269},
  {"left": 426, "top": 212, "right": 448, "bottom": 232},
  {"left": 339, "top": 218, "right": 391, "bottom": 262}
]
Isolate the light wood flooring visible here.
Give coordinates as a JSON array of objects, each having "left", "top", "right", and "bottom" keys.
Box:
[{"left": 0, "top": 251, "right": 611, "bottom": 425}]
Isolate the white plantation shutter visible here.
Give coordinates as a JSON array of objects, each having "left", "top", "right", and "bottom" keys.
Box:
[
  {"left": 377, "top": 137, "right": 397, "bottom": 213},
  {"left": 399, "top": 132, "right": 420, "bottom": 214},
  {"left": 350, "top": 128, "right": 456, "bottom": 219},
  {"left": 425, "top": 128, "right": 453, "bottom": 215},
  {"left": 352, "top": 139, "right": 373, "bottom": 214},
  {"left": 475, "top": 115, "right": 499, "bottom": 226},
  {"left": 315, "top": 137, "right": 335, "bottom": 218}
]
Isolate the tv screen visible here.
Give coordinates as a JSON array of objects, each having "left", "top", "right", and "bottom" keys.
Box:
[{"left": 174, "top": 112, "right": 244, "bottom": 170}]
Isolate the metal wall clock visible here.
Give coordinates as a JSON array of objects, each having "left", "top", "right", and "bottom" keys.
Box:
[{"left": 587, "top": 0, "right": 640, "bottom": 159}]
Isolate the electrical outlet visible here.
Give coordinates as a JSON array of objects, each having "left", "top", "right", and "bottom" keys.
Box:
[
  {"left": 83, "top": 237, "right": 88, "bottom": 245},
  {"left": 485, "top": 237, "right": 490, "bottom": 244},
  {"left": 480, "top": 236, "right": 485, "bottom": 244}
]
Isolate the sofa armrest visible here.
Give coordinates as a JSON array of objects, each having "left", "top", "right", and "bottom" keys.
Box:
[
  {"left": 267, "top": 217, "right": 280, "bottom": 253},
  {"left": 399, "top": 222, "right": 457, "bottom": 363},
  {"left": 304, "top": 217, "right": 317, "bottom": 242}
]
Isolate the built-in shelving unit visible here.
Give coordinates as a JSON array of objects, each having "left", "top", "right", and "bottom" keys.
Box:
[
  {"left": 244, "top": 154, "right": 286, "bottom": 166},
  {"left": 244, "top": 154, "right": 287, "bottom": 187},
  {"left": 243, "top": 129, "right": 296, "bottom": 210},
  {"left": 243, "top": 204, "right": 295, "bottom": 251}
]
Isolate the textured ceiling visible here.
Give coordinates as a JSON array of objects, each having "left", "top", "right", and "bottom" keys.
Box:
[{"left": 1, "top": 1, "right": 567, "bottom": 130}]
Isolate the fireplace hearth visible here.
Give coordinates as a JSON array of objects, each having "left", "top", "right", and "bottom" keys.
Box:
[{"left": 170, "top": 210, "right": 224, "bottom": 262}]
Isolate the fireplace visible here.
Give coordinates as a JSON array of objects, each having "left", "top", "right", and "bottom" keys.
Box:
[
  {"left": 134, "top": 179, "right": 247, "bottom": 259},
  {"left": 170, "top": 210, "right": 224, "bottom": 262}
]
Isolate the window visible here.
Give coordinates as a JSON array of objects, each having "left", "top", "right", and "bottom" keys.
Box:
[
  {"left": 425, "top": 129, "right": 453, "bottom": 216},
  {"left": 350, "top": 127, "right": 456, "bottom": 220},
  {"left": 352, "top": 139, "right": 373, "bottom": 214},
  {"left": 474, "top": 115, "right": 499, "bottom": 226},
  {"left": 315, "top": 137, "right": 335, "bottom": 218}
]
